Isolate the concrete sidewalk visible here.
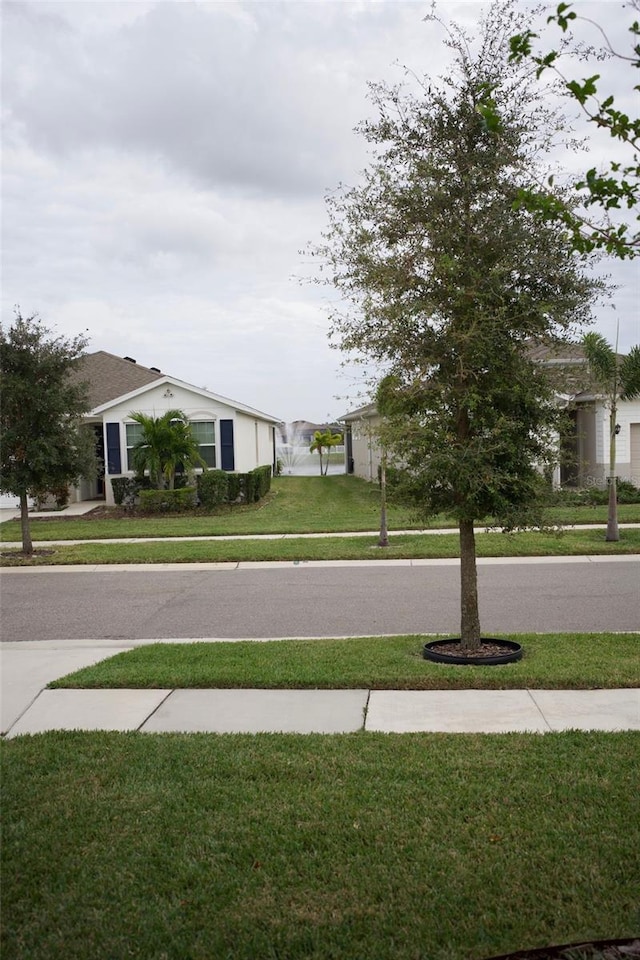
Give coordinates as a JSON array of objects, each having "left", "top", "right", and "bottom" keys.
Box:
[
  {"left": 2, "top": 522, "right": 640, "bottom": 549},
  {"left": 2, "top": 640, "right": 638, "bottom": 739}
]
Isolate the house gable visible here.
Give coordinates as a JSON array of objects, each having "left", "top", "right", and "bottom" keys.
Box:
[{"left": 91, "top": 373, "right": 280, "bottom": 425}]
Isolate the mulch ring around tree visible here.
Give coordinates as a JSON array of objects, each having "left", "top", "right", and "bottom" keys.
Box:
[
  {"left": 483, "top": 939, "right": 640, "bottom": 960},
  {"left": 1, "top": 549, "right": 56, "bottom": 562},
  {"left": 423, "top": 638, "right": 523, "bottom": 665}
]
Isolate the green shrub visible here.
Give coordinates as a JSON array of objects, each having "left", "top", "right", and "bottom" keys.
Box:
[
  {"left": 251, "top": 464, "right": 272, "bottom": 500},
  {"left": 138, "top": 487, "right": 197, "bottom": 513},
  {"left": 226, "top": 474, "right": 244, "bottom": 502},
  {"left": 197, "top": 470, "right": 229, "bottom": 508},
  {"left": 173, "top": 472, "right": 191, "bottom": 490},
  {"left": 223, "top": 467, "right": 272, "bottom": 504},
  {"left": 547, "top": 479, "right": 640, "bottom": 507},
  {"left": 111, "top": 477, "right": 137, "bottom": 507},
  {"left": 616, "top": 479, "right": 640, "bottom": 503},
  {"left": 31, "top": 485, "right": 70, "bottom": 511},
  {"left": 111, "top": 475, "right": 152, "bottom": 508}
]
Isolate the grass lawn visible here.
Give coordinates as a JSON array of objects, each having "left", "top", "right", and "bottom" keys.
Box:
[
  {"left": 2, "top": 475, "right": 639, "bottom": 543},
  {"left": 0, "top": 476, "right": 422, "bottom": 540},
  {"left": 2, "top": 731, "right": 638, "bottom": 960},
  {"left": 2, "top": 526, "right": 640, "bottom": 565},
  {"left": 51, "top": 633, "right": 640, "bottom": 691}
]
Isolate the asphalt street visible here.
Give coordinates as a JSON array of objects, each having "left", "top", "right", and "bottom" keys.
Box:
[{"left": 1, "top": 558, "right": 638, "bottom": 642}]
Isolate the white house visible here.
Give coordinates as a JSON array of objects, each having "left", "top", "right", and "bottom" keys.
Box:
[
  {"left": 70, "top": 351, "right": 281, "bottom": 505},
  {"left": 563, "top": 392, "right": 640, "bottom": 488},
  {"left": 340, "top": 345, "right": 640, "bottom": 489}
]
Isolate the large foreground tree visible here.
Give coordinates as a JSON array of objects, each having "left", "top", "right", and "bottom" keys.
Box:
[
  {"left": 0, "top": 311, "right": 94, "bottom": 555},
  {"left": 315, "top": 3, "right": 601, "bottom": 650}
]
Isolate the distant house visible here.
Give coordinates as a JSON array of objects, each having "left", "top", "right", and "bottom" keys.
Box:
[
  {"left": 276, "top": 420, "right": 343, "bottom": 445},
  {"left": 67, "top": 351, "right": 281, "bottom": 505},
  {"left": 339, "top": 345, "right": 640, "bottom": 488}
]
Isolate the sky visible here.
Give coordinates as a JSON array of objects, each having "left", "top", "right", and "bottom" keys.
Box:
[{"left": 2, "top": 0, "right": 638, "bottom": 424}]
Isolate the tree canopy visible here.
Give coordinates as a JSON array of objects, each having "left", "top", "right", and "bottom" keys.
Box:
[
  {"left": 0, "top": 311, "right": 94, "bottom": 554},
  {"left": 314, "top": 3, "right": 601, "bottom": 648},
  {"left": 509, "top": 1, "right": 640, "bottom": 258}
]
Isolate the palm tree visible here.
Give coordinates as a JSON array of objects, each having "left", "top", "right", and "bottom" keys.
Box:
[
  {"left": 582, "top": 332, "right": 640, "bottom": 541},
  {"left": 129, "top": 409, "right": 206, "bottom": 489},
  {"left": 309, "top": 429, "right": 343, "bottom": 476}
]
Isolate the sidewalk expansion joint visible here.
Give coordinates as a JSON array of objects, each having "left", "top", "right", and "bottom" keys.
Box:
[
  {"left": 525, "top": 689, "right": 553, "bottom": 732},
  {"left": 136, "top": 688, "right": 175, "bottom": 732},
  {"left": 362, "top": 689, "right": 372, "bottom": 731}
]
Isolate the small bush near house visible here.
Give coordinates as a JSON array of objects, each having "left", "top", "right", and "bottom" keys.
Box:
[
  {"left": 111, "top": 475, "right": 152, "bottom": 508},
  {"left": 223, "top": 467, "right": 272, "bottom": 504},
  {"left": 249, "top": 465, "right": 272, "bottom": 501},
  {"left": 197, "top": 470, "right": 229, "bottom": 508},
  {"left": 552, "top": 480, "right": 640, "bottom": 507},
  {"left": 32, "top": 484, "right": 70, "bottom": 511},
  {"left": 226, "top": 473, "right": 244, "bottom": 502},
  {"left": 138, "top": 487, "right": 198, "bottom": 514},
  {"left": 111, "top": 477, "right": 137, "bottom": 507}
]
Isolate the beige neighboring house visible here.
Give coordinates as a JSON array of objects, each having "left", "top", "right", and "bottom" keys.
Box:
[
  {"left": 65, "top": 351, "right": 281, "bottom": 505},
  {"left": 340, "top": 344, "right": 640, "bottom": 488},
  {"left": 339, "top": 402, "right": 382, "bottom": 482}
]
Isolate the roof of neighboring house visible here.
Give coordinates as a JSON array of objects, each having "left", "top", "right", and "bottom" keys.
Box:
[
  {"left": 526, "top": 341, "right": 589, "bottom": 364},
  {"left": 338, "top": 402, "right": 378, "bottom": 422},
  {"left": 72, "top": 351, "right": 164, "bottom": 409}
]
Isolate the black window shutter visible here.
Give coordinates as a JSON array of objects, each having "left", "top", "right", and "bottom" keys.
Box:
[
  {"left": 220, "top": 419, "right": 235, "bottom": 471},
  {"left": 105, "top": 423, "right": 121, "bottom": 474}
]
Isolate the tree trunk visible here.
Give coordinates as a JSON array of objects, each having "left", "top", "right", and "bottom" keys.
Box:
[
  {"left": 19, "top": 490, "right": 33, "bottom": 556},
  {"left": 606, "top": 476, "right": 619, "bottom": 542},
  {"left": 606, "top": 408, "right": 619, "bottom": 542},
  {"left": 378, "top": 458, "right": 389, "bottom": 547},
  {"left": 459, "top": 518, "right": 481, "bottom": 650}
]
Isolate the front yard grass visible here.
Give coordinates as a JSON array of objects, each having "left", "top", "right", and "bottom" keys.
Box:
[
  {"left": 51, "top": 633, "right": 640, "bottom": 690},
  {"left": 2, "top": 731, "right": 638, "bottom": 960},
  {"left": 2, "top": 475, "right": 639, "bottom": 543},
  {"left": 2, "top": 526, "right": 640, "bottom": 565},
  {"left": 0, "top": 475, "right": 422, "bottom": 540}
]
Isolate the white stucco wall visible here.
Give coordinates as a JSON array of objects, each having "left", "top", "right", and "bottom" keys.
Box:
[
  {"left": 103, "top": 383, "right": 231, "bottom": 429},
  {"left": 348, "top": 415, "right": 383, "bottom": 481},
  {"left": 96, "top": 382, "right": 276, "bottom": 503},
  {"left": 233, "top": 416, "right": 275, "bottom": 474},
  {"left": 593, "top": 398, "right": 640, "bottom": 485}
]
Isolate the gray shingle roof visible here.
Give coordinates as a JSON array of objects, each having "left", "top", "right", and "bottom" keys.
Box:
[{"left": 71, "top": 351, "right": 164, "bottom": 410}]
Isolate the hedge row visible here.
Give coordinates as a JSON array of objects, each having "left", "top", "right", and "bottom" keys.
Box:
[
  {"left": 197, "top": 465, "right": 272, "bottom": 508},
  {"left": 138, "top": 487, "right": 198, "bottom": 513},
  {"left": 111, "top": 476, "right": 148, "bottom": 507},
  {"left": 112, "top": 466, "right": 272, "bottom": 511}
]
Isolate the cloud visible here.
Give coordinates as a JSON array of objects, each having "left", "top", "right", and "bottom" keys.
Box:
[
  {"left": 2, "top": 1, "right": 638, "bottom": 423},
  {"left": 3, "top": 1, "right": 392, "bottom": 197}
]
